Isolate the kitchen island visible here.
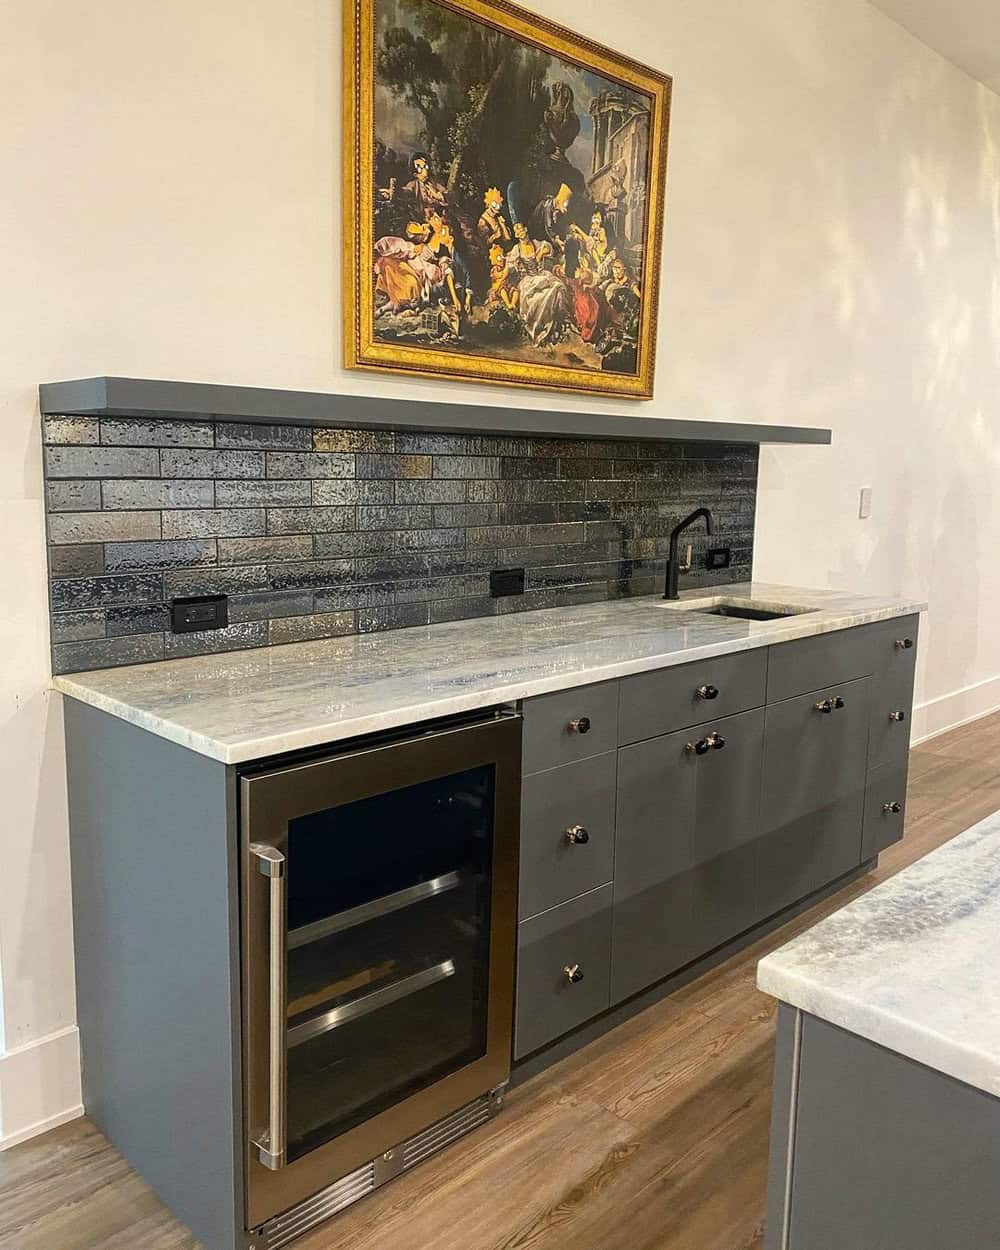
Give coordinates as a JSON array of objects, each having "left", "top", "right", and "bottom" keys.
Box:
[{"left": 758, "top": 810, "right": 1000, "bottom": 1250}]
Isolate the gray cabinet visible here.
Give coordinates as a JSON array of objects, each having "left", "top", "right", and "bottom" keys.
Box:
[
  {"left": 618, "top": 649, "right": 766, "bottom": 743},
  {"left": 520, "top": 681, "right": 619, "bottom": 775},
  {"left": 516, "top": 615, "right": 919, "bottom": 1060},
  {"left": 514, "top": 884, "right": 613, "bottom": 1058},
  {"left": 519, "top": 753, "right": 616, "bottom": 920},
  {"left": 613, "top": 708, "right": 764, "bottom": 1003},
  {"left": 758, "top": 677, "right": 871, "bottom": 920}
]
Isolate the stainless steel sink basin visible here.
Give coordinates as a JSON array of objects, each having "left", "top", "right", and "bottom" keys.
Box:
[{"left": 661, "top": 596, "right": 817, "bottom": 622}]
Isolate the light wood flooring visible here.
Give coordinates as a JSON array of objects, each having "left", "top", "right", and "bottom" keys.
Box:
[{"left": 4, "top": 715, "right": 1000, "bottom": 1250}]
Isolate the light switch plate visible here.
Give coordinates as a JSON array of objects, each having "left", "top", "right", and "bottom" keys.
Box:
[{"left": 859, "top": 487, "right": 872, "bottom": 519}]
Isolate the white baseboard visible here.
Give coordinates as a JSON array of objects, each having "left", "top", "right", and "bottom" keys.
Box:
[
  {"left": 911, "top": 673, "right": 1000, "bottom": 746},
  {"left": 0, "top": 1025, "right": 82, "bottom": 1150}
]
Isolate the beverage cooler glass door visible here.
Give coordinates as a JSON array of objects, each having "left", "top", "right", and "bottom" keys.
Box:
[{"left": 241, "top": 713, "right": 521, "bottom": 1228}]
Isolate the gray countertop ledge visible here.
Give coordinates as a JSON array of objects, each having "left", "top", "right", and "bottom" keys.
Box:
[
  {"left": 52, "top": 582, "right": 924, "bottom": 765},
  {"left": 758, "top": 811, "right": 1000, "bottom": 1098},
  {"left": 38, "top": 377, "right": 832, "bottom": 446}
]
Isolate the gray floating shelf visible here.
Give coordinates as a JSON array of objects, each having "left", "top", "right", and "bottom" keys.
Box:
[{"left": 39, "top": 377, "right": 832, "bottom": 446}]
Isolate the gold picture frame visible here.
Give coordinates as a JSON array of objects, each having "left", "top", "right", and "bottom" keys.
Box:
[{"left": 344, "top": 0, "right": 671, "bottom": 398}]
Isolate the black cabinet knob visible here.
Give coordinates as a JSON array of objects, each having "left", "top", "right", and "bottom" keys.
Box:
[
  {"left": 564, "top": 824, "right": 590, "bottom": 845},
  {"left": 563, "top": 964, "right": 584, "bottom": 984},
  {"left": 889, "top": 710, "right": 906, "bottom": 723},
  {"left": 687, "top": 737, "right": 712, "bottom": 755},
  {"left": 833, "top": 696, "right": 846, "bottom": 710},
  {"left": 814, "top": 699, "right": 834, "bottom": 714},
  {"left": 709, "top": 732, "right": 726, "bottom": 751},
  {"left": 882, "top": 801, "right": 902, "bottom": 815},
  {"left": 568, "top": 716, "right": 591, "bottom": 735},
  {"left": 697, "top": 684, "right": 719, "bottom": 700},
  {"left": 895, "top": 638, "right": 914, "bottom": 650}
]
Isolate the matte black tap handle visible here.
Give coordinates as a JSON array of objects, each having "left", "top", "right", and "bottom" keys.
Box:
[
  {"left": 697, "top": 684, "right": 719, "bottom": 700},
  {"left": 568, "top": 716, "right": 591, "bottom": 735}
]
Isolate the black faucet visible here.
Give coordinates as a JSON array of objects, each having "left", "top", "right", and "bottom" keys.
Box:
[{"left": 663, "top": 507, "right": 714, "bottom": 600}]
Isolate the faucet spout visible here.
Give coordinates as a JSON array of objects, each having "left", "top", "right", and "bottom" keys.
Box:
[{"left": 663, "top": 507, "right": 714, "bottom": 600}]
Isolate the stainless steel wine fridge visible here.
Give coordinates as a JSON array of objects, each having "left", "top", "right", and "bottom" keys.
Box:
[{"left": 240, "top": 710, "right": 521, "bottom": 1245}]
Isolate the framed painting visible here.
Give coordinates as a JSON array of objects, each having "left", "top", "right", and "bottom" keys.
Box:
[{"left": 343, "top": 0, "right": 672, "bottom": 398}]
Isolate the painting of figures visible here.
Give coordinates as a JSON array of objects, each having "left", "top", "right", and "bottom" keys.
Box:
[{"left": 344, "top": 0, "right": 671, "bottom": 397}]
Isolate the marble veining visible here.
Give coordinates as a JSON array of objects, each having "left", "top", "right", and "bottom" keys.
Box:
[
  {"left": 758, "top": 811, "right": 1000, "bottom": 1097},
  {"left": 52, "top": 582, "right": 924, "bottom": 764}
]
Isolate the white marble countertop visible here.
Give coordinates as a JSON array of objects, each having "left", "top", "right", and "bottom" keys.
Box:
[
  {"left": 758, "top": 812, "right": 1000, "bottom": 1097},
  {"left": 52, "top": 581, "right": 924, "bottom": 764}
]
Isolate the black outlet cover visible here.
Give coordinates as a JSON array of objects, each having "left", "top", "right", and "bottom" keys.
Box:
[
  {"left": 490, "top": 567, "right": 526, "bottom": 598},
  {"left": 706, "top": 546, "right": 732, "bottom": 570},
  {"left": 171, "top": 594, "right": 229, "bottom": 633}
]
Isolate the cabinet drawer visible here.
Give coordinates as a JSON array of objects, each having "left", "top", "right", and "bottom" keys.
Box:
[
  {"left": 618, "top": 649, "right": 767, "bottom": 743},
  {"left": 766, "top": 626, "right": 878, "bottom": 702},
  {"left": 867, "top": 615, "right": 919, "bottom": 770},
  {"left": 514, "top": 884, "right": 612, "bottom": 1059},
  {"left": 519, "top": 753, "right": 616, "bottom": 920},
  {"left": 521, "top": 682, "right": 619, "bottom": 776},
  {"left": 861, "top": 762, "right": 908, "bottom": 859}
]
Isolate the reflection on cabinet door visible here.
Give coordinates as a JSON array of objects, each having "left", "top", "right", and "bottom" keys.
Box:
[
  {"left": 612, "top": 707, "right": 765, "bottom": 1005},
  {"left": 758, "top": 676, "right": 871, "bottom": 922}
]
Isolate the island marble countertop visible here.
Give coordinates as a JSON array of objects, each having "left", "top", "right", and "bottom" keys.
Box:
[
  {"left": 758, "top": 812, "right": 1000, "bottom": 1097},
  {"left": 51, "top": 581, "right": 924, "bottom": 764}
]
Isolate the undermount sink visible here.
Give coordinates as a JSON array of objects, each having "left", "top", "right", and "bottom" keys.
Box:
[{"left": 661, "top": 596, "right": 818, "bottom": 622}]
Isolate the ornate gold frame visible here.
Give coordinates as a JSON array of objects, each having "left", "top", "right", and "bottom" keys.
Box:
[{"left": 343, "top": 0, "right": 672, "bottom": 399}]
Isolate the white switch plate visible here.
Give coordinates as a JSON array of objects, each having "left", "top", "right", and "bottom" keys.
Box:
[{"left": 859, "top": 487, "right": 872, "bottom": 519}]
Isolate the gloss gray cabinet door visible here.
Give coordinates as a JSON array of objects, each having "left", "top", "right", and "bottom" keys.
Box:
[
  {"left": 521, "top": 681, "right": 619, "bottom": 776},
  {"left": 867, "top": 615, "right": 919, "bottom": 770},
  {"left": 766, "top": 624, "right": 877, "bottom": 703},
  {"left": 618, "top": 649, "right": 767, "bottom": 743},
  {"left": 519, "top": 752, "right": 616, "bottom": 920},
  {"left": 758, "top": 677, "right": 871, "bottom": 920},
  {"left": 514, "top": 884, "right": 612, "bottom": 1059},
  {"left": 861, "top": 761, "right": 908, "bottom": 858},
  {"left": 612, "top": 707, "right": 765, "bottom": 1005}
]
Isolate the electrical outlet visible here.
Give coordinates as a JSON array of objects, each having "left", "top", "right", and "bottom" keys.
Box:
[
  {"left": 170, "top": 594, "right": 228, "bottom": 633},
  {"left": 859, "top": 487, "right": 872, "bottom": 519},
  {"left": 490, "top": 567, "right": 525, "bottom": 598}
]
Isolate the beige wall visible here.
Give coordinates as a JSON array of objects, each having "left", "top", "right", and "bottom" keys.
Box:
[{"left": 2, "top": 0, "right": 999, "bottom": 1143}]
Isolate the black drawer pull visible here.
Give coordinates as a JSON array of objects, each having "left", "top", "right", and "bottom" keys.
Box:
[
  {"left": 815, "top": 696, "right": 846, "bottom": 714},
  {"left": 895, "top": 637, "right": 914, "bottom": 650},
  {"left": 697, "top": 684, "right": 719, "bottom": 700},
  {"left": 568, "top": 716, "right": 591, "bottom": 735},
  {"left": 882, "top": 801, "right": 902, "bottom": 815},
  {"left": 564, "top": 824, "right": 590, "bottom": 845},
  {"left": 563, "top": 964, "right": 584, "bottom": 984},
  {"left": 889, "top": 710, "right": 906, "bottom": 723},
  {"left": 686, "top": 732, "right": 725, "bottom": 755}
]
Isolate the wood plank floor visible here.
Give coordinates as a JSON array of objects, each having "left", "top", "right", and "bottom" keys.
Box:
[{"left": 4, "top": 715, "right": 1000, "bottom": 1250}]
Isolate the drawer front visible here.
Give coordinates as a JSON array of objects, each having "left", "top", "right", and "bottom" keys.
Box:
[
  {"left": 514, "top": 884, "right": 612, "bottom": 1059},
  {"left": 766, "top": 625, "right": 879, "bottom": 703},
  {"left": 861, "top": 762, "right": 908, "bottom": 859},
  {"left": 867, "top": 615, "right": 919, "bottom": 770},
  {"left": 519, "top": 752, "right": 616, "bottom": 920},
  {"left": 618, "top": 649, "right": 767, "bottom": 743},
  {"left": 521, "top": 682, "right": 619, "bottom": 776}
]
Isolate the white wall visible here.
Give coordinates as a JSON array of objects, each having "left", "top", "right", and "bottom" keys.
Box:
[{"left": 2, "top": 0, "right": 998, "bottom": 1145}]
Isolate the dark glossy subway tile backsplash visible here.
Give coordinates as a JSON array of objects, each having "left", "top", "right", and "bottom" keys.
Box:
[{"left": 42, "top": 414, "right": 758, "bottom": 674}]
